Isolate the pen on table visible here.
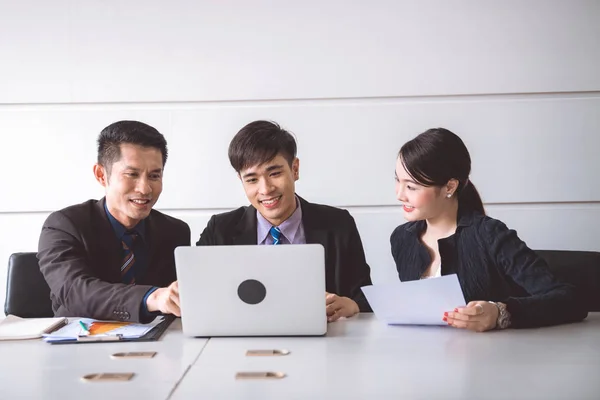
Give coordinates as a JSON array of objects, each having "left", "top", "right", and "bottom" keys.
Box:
[{"left": 79, "top": 321, "right": 90, "bottom": 335}]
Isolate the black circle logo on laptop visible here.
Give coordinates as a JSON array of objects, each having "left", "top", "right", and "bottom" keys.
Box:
[{"left": 237, "top": 279, "right": 267, "bottom": 305}]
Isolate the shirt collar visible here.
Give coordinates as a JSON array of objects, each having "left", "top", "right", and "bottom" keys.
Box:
[
  {"left": 104, "top": 200, "right": 146, "bottom": 241},
  {"left": 257, "top": 196, "right": 303, "bottom": 244},
  {"left": 404, "top": 207, "right": 477, "bottom": 235}
]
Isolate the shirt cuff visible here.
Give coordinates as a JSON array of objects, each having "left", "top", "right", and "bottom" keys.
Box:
[{"left": 139, "top": 287, "right": 161, "bottom": 323}]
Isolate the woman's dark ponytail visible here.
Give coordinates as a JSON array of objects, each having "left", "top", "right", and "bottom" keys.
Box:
[{"left": 458, "top": 180, "right": 485, "bottom": 215}]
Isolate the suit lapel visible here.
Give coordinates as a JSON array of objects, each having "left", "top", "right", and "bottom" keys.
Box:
[
  {"left": 231, "top": 198, "right": 325, "bottom": 246},
  {"left": 144, "top": 211, "right": 157, "bottom": 266},
  {"left": 232, "top": 206, "right": 258, "bottom": 245},
  {"left": 298, "top": 196, "right": 329, "bottom": 248},
  {"left": 95, "top": 198, "right": 123, "bottom": 281}
]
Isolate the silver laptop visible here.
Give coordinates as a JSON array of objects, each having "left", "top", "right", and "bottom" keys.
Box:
[{"left": 175, "top": 244, "right": 327, "bottom": 337}]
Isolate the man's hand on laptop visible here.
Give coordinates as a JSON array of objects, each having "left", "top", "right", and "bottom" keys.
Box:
[
  {"left": 325, "top": 292, "right": 359, "bottom": 322},
  {"left": 146, "top": 281, "right": 181, "bottom": 317}
]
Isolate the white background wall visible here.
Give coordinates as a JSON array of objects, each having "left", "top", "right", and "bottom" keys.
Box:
[{"left": 1, "top": 0, "right": 599, "bottom": 308}]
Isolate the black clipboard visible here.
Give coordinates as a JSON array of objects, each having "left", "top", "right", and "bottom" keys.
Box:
[{"left": 49, "top": 315, "right": 175, "bottom": 345}]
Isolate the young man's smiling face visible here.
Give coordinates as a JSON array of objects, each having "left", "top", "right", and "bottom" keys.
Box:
[{"left": 239, "top": 153, "right": 299, "bottom": 226}]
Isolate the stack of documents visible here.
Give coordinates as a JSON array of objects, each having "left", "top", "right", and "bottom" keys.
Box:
[
  {"left": 43, "top": 316, "right": 164, "bottom": 343},
  {"left": 361, "top": 274, "right": 466, "bottom": 326}
]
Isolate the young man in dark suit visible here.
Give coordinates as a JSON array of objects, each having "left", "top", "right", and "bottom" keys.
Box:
[
  {"left": 38, "top": 121, "right": 190, "bottom": 323},
  {"left": 197, "top": 120, "right": 372, "bottom": 321}
]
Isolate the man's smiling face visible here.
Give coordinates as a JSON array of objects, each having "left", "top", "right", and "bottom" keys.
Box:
[{"left": 239, "top": 153, "right": 299, "bottom": 226}]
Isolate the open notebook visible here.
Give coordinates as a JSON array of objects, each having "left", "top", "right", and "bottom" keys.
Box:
[{"left": 0, "top": 315, "right": 68, "bottom": 340}]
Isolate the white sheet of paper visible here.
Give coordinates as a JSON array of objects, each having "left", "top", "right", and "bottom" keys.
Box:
[{"left": 361, "top": 274, "right": 466, "bottom": 325}]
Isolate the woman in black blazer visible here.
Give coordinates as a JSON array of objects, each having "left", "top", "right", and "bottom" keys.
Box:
[{"left": 391, "top": 128, "right": 587, "bottom": 331}]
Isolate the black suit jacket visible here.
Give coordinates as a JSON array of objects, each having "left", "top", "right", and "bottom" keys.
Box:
[
  {"left": 391, "top": 210, "right": 588, "bottom": 328},
  {"left": 37, "top": 198, "right": 190, "bottom": 323},
  {"left": 196, "top": 196, "right": 373, "bottom": 312}
]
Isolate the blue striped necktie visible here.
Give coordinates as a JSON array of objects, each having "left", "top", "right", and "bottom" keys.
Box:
[
  {"left": 270, "top": 226, "right": 282, "bottom": 245},
  {"left": 121, "top": 231, "right": 138, "bottom": 284}
]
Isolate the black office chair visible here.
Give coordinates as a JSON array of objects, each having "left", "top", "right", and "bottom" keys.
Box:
[
  {"left": 536, "top": 250, "right": 600, "bottom": 312},
  {"left": 4, "top": 252, "right": 54, "bottom": 317}
]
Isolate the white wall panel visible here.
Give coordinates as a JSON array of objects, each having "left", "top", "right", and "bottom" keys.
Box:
[
  {"left": 1, "top": 0, "right": 598, "bottom": 320},
  {"left": 2, "top": 95, "right": 599, "bottom": 212},
  {"left": 2, "top": 0, "right": 599, "bottom": 104},
  {"left": 485, "top": 204, "right": 600, "bottom": 252},
  {"left": 0, "top": 1, "right": 72, "bottom": 103},
  {"left": 0, "top": 107, "right": 171, "bottom": 212}
]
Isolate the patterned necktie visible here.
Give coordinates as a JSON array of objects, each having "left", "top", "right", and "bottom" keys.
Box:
[
  {"left": 121, "top": 231, "right": 138, "bottom": 284},
  {"left": 270, "top": 226, "right": 282, "bottom": 245}
]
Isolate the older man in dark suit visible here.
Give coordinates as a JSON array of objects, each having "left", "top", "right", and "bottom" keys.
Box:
[
  {"left": 197, "top": 120, "right": 372, "bottom": 320},
  {"left": 38, "top": 121, "right": 190, "bottom": 323}
]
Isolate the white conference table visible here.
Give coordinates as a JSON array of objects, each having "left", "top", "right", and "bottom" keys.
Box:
[
  {"left": 0, "top": 319, "right": 207, "bottom": 400},
  {"left": 171, "top": 313, "right": 600, "bottom": 400},
  {"left": 1, "top": 314, "right": 599, "bottom": 400}
]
